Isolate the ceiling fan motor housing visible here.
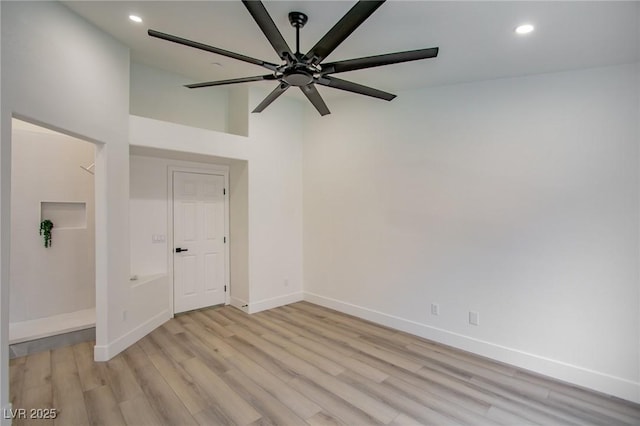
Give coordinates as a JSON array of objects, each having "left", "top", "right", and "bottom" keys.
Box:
[{"left": 282, "top": 66, "right": 314, "bottom": 86}]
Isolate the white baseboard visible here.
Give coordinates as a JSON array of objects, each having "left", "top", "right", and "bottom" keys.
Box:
[
  {"left": 230, "top": 296, "right": 249, "bottom": 313},
  {"left": 304, "top": 291, "right": 640, "bottom": 404},
  {"left": 248, "top": 292, "right": 303, "bottom": 314},
  {"left": 2, "top": 403, "right": 13, "bottom": 426},
  {"left": 93, "top": 309, "right": 170, "bottom": 361}
]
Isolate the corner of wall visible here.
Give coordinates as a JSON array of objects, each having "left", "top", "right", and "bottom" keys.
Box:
[
  {"left": 94, "top": 308, "right": 169, "bottom": 361},
  {"left": 228, "top": 86, "right": 249, "bottom": 137},
  {"left": 248, "top": 292, "right": 304, "bottom": 314}
]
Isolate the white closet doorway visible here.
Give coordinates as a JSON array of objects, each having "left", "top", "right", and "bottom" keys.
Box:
[{"left": 171, "top": 169, "right": 229, "bottom": 314}]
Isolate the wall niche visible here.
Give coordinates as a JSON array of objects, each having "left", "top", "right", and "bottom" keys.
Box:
[{"left": 41, "top": 201, "right": 87, "bottom": 229}]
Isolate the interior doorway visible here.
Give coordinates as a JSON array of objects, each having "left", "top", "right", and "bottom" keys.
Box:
[
  {"left": 9, "top": 118, "right": 97, "bottom": 356},
  {"left": 172, "top": 171, "right": 228, "bottom": 313}
]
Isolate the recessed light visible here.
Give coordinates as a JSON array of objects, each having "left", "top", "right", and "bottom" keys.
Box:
[
  {"left": 515, "top": 24, "right": 534, "bottom": 35},
  {"left": 129, "top": 15, "right": 143, "bottom": 23}
]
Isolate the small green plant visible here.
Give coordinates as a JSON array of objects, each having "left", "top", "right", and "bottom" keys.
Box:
[{"left": 39, "top": 219, "right": 54, "bottom": 248}]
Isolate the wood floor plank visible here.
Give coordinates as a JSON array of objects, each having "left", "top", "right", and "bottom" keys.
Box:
[
  {"left": 119, "top": 394, "right": 164, "bottom": 426},
  {"left": 548, "top": 389, "right": 640, "bottom": 424},
  {"left": 290, "top": 335, "right": 389, "bottom": 383},
  {"left": 228, "top": 321, "right": 400, "bottom": 423},
  {"left": 289, "top": 376, "right": 383, "bottom": 425},
  {"left": 223, "top": 346, "right": 322, "bottom": 419},
  {"left": 253, "top": 311, "right": 301, "bottom": 339},
  {"left": 516, "top": 369, "right": 640, "bottom": 421},
  {"left": 104, "top": 354, "right": 143, "bottom": 403},
  {"left": 22, "top": 350, "right": 51, "bottom": 390},
  {"left": 222, "top": 368, "right": 308, "bottom": 426},
  {"left": 304, "top": 411, "right": 345, "bottom": 426},
  {"left": 52, "top": 347, "right": 90, "bottom": 426},
  {"left": 19, "top": 383, "right": 53, "bottom": 426},
  {"left": 262, "top": 333, "right": 346, "bottom": 376},
  {"left": 122, "top": 345, "right": 199, "bottom": 426},
  {"left": 148, "top": 325, "right": 195, "bottom": 364},
  {"left": 181, "top": 357, "right": 262, "bottom": 425},
  {"left": 384, "top": 375, "right": 501, "bottom": 426},
  {"left": 10, "top": 353, "right": 25, "bottom": 410},
  {"left": 193, "top": 405, "right": 237, "bottom": 425},
  {"left": 83, "top": 384, "right": 126, "bottom": 426},
  {"left": 225, "top": 334, "right": 299, "bottom": 382},
  {"left": 173, "top": 331, "right": 232, "bottom": 375},
  {"left": 10, "top": 302, "right": 640, "bottom": 426},
  {"left": 389, "top": 413, "right": 432, "bottom": 426},
  {"left": 339, "top": 369, "right": 464, "bottom": 426},
  {"left": 191, "top": 310, "right": 235, "bottom": 338},
  {"left": 136, "top": 335, "right": 161, "bottom": 357},
  {"left": 73, "top": 341, "right": 108, "bottom": 392},
  {"left": 261, "top": 310, "right": 358, "bottom": 357},
  {"left": 146, "top": 348, "right": 210, "bottom": 415},
  {"left": 216, "top": 305, "right": 276, "bottom": 336},
  {"left": 178, "top": 315, "right": 238, "bottom": 358},
  {"left": 203, "top": 306, "right": 235, "bottom": 326}
]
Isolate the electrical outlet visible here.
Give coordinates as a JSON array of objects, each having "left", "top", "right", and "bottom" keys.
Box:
[
  {"left": 469, "top": 311, "right": 479, "bottom": 326},
  {"left": 122, "top": 310, "right": 128, "bottom": 321},
  {"left": 431, "top": 303, "right": 440, "bottom": 316},
  {"left": 284, "top": 278, "right": 289, "bottom": 287}
]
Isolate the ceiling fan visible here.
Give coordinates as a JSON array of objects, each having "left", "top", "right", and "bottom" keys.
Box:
[{"left": 148, "top": 0, "right": 439, "bottom": 116}]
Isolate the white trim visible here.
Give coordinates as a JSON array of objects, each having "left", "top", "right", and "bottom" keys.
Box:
[
  {"left": 304, "top": 291, "right": 640, "bottom": 404},
  {"left": 167, "top": 165, "right": 230, "bottom": 316},
  {"left": 9, "top": 308, "right": 95, "bottom": 344},
  {"left": 93, "top": 142, "right": 108, "bottom": 354},
  {"left": 230, "top": 296, "right": 249, "bottom": 313},
  {"left": 94, "top": 309, "right": 169, "bottom": 361},
  {"left": 249, "top": 292, "right": 304, "bottom": 314}
]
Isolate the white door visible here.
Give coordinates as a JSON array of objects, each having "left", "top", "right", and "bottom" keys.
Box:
[{"left": 173, "top": 171, "right": 227, "bottom": 313}]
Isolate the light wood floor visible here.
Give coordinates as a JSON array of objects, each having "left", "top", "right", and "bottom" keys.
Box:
[{"left": 10, "top": 302, "right": 640, "bottom": 425}]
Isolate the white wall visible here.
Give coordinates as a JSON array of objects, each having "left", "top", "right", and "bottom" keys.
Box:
[
  {"left": 246, "top": 89, "right": 304, "bottom": 311},
  {"left": 131, "top": 62, "right": 229, "bottom": 134},
  {"left": 129, "top": 154, "right": 171, "bottom": 277},
  {"left": 303, "top": 63, "right": 640, "bottom": 402},
  {"left": 130, "top": 88, "right": 304, "bottom": 314},
  {"left": 0, "top": 2, "right": 150, "bottom": 414},
  {"left": 228, "top": 86, "right": 249, "bottom": 137},
  {"left": 229, "top": 160, "right": 249, "bottom": 306},
  {"left": 10, "top": 122, "right": 95, "bottom": 323}
]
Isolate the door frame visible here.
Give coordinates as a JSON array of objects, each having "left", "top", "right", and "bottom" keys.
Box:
[{"left": 167, "top": 165, "right": 230, "bottom": 317}]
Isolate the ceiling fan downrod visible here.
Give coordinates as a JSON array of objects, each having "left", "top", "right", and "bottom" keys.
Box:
[{"left": 288, "top": 12, "right": 308, "bottom": 56}]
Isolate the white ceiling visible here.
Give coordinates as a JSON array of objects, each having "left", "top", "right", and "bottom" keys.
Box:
[{"left": 63, "top": 1, "right": 639, "bottom": 100}]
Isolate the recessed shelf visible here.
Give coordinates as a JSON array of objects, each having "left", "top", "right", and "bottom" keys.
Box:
[{"left": 40, "top": 201, "right": 87, "bottom": 229}]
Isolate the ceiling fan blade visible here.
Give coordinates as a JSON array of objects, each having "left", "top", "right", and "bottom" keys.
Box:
[
  {"left": 321, "top": 47, "right": 439, "bottom": 75},
  {"left": 253, "top": 83, "right": 290, "bottom": 113},
  {"left": 301, "top": 84, "right": 331, "bottom": 116},
  {"left": 304, "top": 0, "right": 385, "bottom": 65},
  {"left": 148, "top": 29, "right": 278, "bottom": 71},
  {"left": 316, "top": 76, "right": 396, "bottom": 101},
  {"left": 242, "top": 1, "right": 293, "bottom": 62},
  {"left": 185, "top": 74, "right": 276, "bottom": 89}
]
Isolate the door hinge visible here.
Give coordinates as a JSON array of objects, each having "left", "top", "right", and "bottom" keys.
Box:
[
  {"left": 224, "top": 236, "right": 227, "bottom": 243},
  {"left": 224, "top": 285, "right": 227, "bottom": 292},
  {"left": 223, "top": 188, "right": 226, "bottom": 195}
]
